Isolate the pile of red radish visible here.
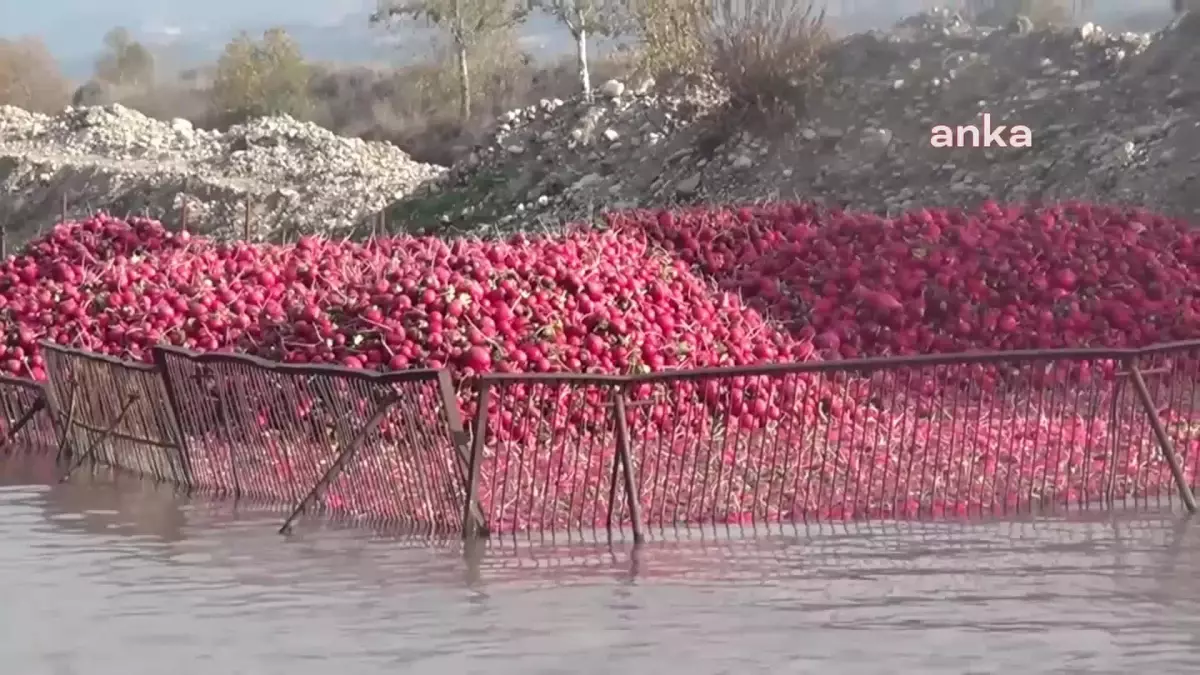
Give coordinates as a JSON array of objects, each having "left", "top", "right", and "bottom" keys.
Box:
[
  {"left": 0, "top": 215, "right": 802, "bottom": 375},
  {"left": 0, "top": 204, "right": 1196, "bottom": 531},
  {"left": 612, "top": 200, "right": 1200, "bottom": 356}
]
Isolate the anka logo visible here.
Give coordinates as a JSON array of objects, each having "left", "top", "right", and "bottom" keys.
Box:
[{"left": 930, "top": 114, "right": 1032, "bottom": 148}]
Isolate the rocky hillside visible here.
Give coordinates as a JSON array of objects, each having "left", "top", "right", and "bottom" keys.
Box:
[
  {"left": 385, "top": 8, "right": 1200, "bottom": 236},
  {"left": 0, "top": 105, "right": 443, "bottom": 244}
]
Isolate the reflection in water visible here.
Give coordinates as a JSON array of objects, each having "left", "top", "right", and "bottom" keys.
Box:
[{"left": 3, "top": 455, "right": 1200, "bottom": 674}]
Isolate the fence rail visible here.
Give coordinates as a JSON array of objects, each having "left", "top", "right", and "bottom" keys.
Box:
[{"left": 1, "top": 340, "right": 1199, "bottom": 538}]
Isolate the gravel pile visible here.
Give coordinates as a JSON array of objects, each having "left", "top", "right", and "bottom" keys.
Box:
[
  {"left": 389, "top": 8, "right": 1200, "bottom": 235},
  {"left": 0, "top": 104, "right": 444, "bottom": 243}
]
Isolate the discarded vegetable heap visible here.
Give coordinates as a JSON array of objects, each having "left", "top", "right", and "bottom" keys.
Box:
[{"left": 1, "top": 201, "right": 1198, "bottom": 530}]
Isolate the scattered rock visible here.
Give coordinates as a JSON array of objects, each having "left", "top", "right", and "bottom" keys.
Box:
[{"left": 601, "top": 80, "right": 625, "bottom": 98}]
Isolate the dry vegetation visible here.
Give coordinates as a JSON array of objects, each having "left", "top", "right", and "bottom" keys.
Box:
[{"left": 1, "top": 0, "right": 1077, "bottom": 165}]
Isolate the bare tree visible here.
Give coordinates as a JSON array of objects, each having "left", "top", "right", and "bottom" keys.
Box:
[
  {"left": 530, "top": 0, "right": 628, "bottom": 101},
  {"left": 372, "top": 0, "right": 527, "bottom": 119}
]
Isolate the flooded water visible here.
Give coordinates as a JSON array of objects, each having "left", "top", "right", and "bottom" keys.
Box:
[{"left": 4, "top": 457, "right": 1200, "bottom": 674}]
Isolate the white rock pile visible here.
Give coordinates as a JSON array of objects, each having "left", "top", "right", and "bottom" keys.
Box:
[{"left": 0, "top": 103, "right": 444, "bottom": 243}]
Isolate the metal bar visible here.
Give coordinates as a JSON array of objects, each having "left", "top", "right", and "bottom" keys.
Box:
[
  {"left": 1105, "top": 374, "right": 1125, "bottom": 504},
  {"left": 153, "top": 344, "right": 444, "bottom": 383},
  {"left": 59, "top": 392, "right": 140, "bottom": 482},
  {"left": 55, "top": 419, "right": 178, "bottom": 449},
  {"left": 151, "top": 348, "right": 195, "bottom": 488},
  {"left": 244, "top": 196, "right": 252, "bottom": 241},
  {"left": 0, "top": 395, "right": 46, "bottom": 453},
  {"left": 1117, "top": 367, "right": 1171, "bottom": 378},
  {"left": 612, "top": 389, "right": 645, "bottom": 543},
  {"left": 606, "top": 421, "right": 621, "bottom": 533},
  {"left": 1130, "top": 366, "right": 1198, "bottom": 513},
  {"left": 462, "top": 383, "right": 491, "bottom": 540},
  {"left": 180, "top": 178, "right": 189, "bottom": 233},
  {"left": 472, "top": 344, "right": 1163, "bottom": 386},
  {"left": 602, "top": 399, "right": 655, "bottom": 410},
  {"left": 435, "top": 370, "right": 487, "bottom": 536},
  {"left": 40, "top": 341, "right": 161, "bottom": 372},
  {"left": 278, "top": 395, "right": 398, "bottom": 535}
]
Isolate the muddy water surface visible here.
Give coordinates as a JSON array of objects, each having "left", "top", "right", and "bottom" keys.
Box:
[{"left": 3, "top": 457, "right": 1200, "bottom": 674}]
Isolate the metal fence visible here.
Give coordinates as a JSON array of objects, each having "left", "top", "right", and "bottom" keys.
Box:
[
  {"left": 41, "top": 344, "right": 189, "bottom": 484},
  {"left": 1, "top": 340, "right": 1199, "bottom": 539},
  {"left": 152, "top": 346, "right": 480, "bottom": 534}
]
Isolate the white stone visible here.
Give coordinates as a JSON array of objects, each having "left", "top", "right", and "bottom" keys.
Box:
[{"left": 601, "top": 80, "right": 625, "bottom": 98}]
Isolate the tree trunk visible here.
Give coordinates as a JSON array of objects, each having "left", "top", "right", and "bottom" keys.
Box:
[
  {"left": 576, "top": 28, "right": 591, "bottom": 103},
  {"left": 457, "top": 43, "right": 471, "bottom": 120}
]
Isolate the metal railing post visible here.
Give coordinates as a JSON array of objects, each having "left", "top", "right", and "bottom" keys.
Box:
[
  {"left": 53, "top": 381, "right": 78, "bottom": 462},
  {"left": 612, "top": 387, "right": 645, "bottom": 543},
  {"left": 435, "top": 370, "right": 487, "bottom": 537},
  {"left": 1129, "top": 365, "right": 1197, "bottom": 513},
  {"left": 462, "top": 383, "right": 491, "bottom": 540}
]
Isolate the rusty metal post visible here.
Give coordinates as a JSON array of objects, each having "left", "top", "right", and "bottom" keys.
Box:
[
  {"left": 611, "top": 388, "right": 645, "bottom": 543},
  {"left": 59, "top": 392, "right": 140, "bottom": 482},
  {"left": 279, "top": 395, "right": 398, "bottom": 535},
  {"left": 1130, "top": 365, "right": 1197, "bottom": 513},
  {"left": 243, "top": 196, "right": 252, "bottom": 241},
  {"left": 436, "top": 370, "right": 488, "bottom": 536},
  {"left": 1104, "top": 369, "right": 1127, "bottom": 504},
  {"left": 462, "top": 383, "right": 491, "bottom": 540},
  {"left": 54, "top": 383, "right": 78, "bottom": 462},
  {"left": 0, "top": 396, "right": 46, "bottom": 454},
  {"left": 179, "top": 180, "right": 189, "bottom": 234}
]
